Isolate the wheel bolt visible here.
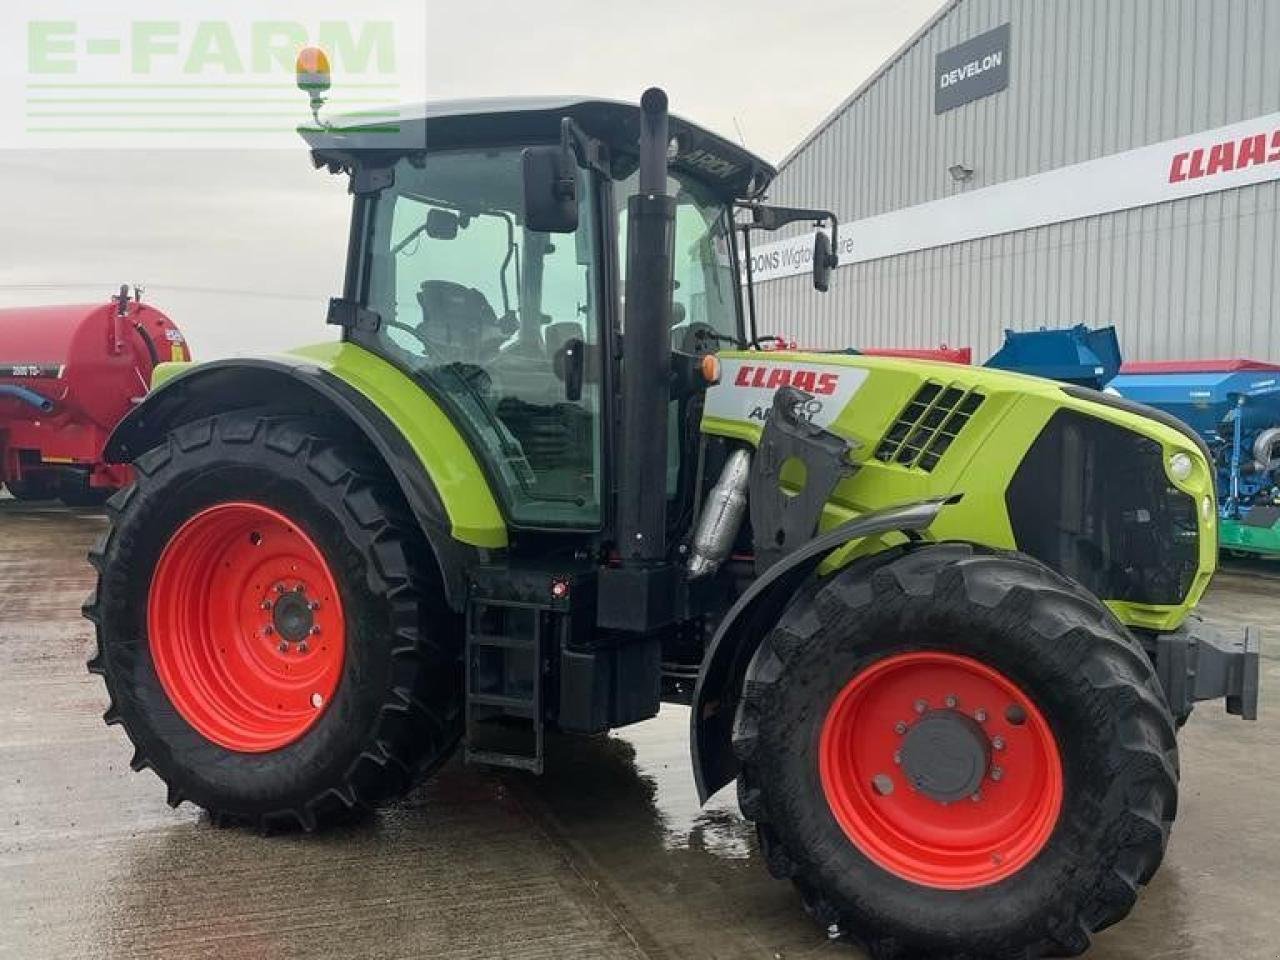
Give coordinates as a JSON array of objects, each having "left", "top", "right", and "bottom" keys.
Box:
[
  {"left": 893, "top": 751, "right": 902, "bottom": 765},
  {"left": 275, "top": 583, "right": 286, "bottom": 594},
  {"left": 894, "top": 721, "right": 908, "bottom": 735},
  {"left": 277, "top": 640, "right": 289, "bottom": 653},
  {"left": 263, "top": 625, "right": 274, "bottom": 636},
  {"left": 308, "top": 601, "right": 320, "bottom": 611},
  {"left": 975, "top": 709, "right": 988, "bottom": 723},
  {"left": 992, "top": 736, "right": 1005, "bottom": 751},
  {"left": 971, "top": 791, "right": 982, "bottom": 802},
  {"left": 295, "top": 585, "right": 306, "bottom": 594},
  {"left": 945, "top": 694, "right": 958, "bottom": 708},
  {"left": 261, "top": 600, "right": 273, "bottom": 611},
  {"left": 311, "top": 692, "right": 324, "bottom": 709},
  {"left": 990, "top": 766, "right": 1004, "bottom": 782},
  {"left": 298, "top": 642, "right": 309, "bottom": 654},
  {"left": 913, "top": 699, "right": 928, "bottom": 715},
  {"left": 310, "top": 625, "right": 321, "bottom": 636}
]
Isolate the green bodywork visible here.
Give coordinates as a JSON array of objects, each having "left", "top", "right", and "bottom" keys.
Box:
[
  {"left": 151, "top": 342, "right": 508, "bottom": 549},
  {"left": 701, "top": 351, "right": 1217, "bottom": 634}
]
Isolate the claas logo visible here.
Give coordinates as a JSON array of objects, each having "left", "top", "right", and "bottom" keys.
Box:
[{"left": 733, "top": 365, "right": 840, "bottom": 396}]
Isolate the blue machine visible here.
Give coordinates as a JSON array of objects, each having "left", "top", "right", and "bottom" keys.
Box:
[
  {"left": 1111, "top": 361, "right": 1280, "bottom": 557},
  {"left": 985, "top": 324, "right": 1123, "bottom": 389}
]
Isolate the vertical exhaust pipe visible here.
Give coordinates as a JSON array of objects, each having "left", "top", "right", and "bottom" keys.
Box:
[{"left": 617, "top": 88, "right": 677, "bottom": 564}]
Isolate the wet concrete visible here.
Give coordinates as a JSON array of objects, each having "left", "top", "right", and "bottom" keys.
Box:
[{"left": 2, "top": 498, "right": 1278, "bottom": 959}]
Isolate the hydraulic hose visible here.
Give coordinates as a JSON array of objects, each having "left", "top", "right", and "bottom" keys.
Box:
[{"left": 0, "top": 384, "right": 54, "bottom": 413}]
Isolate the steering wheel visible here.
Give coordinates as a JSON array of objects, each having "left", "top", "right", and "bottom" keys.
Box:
[{"left": 382, "top": 320, "right": 432, "bottom": 358}]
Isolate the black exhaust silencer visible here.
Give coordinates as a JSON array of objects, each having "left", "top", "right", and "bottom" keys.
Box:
[
  {"left": 616, "top": 88, "right": 677, "bottom": 565},
  {"left": 599, "top": 87, "right": 680, "bottom": 634}
]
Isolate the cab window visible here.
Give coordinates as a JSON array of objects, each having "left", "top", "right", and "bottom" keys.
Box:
[{"left": 364, "top": 149, "right": 603, "bottom": 529}]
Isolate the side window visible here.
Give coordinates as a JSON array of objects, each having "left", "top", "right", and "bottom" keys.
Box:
[
  {"left": 617, "top": 174, "right": 740, "bottom": 495},
  {"left": 365, "top": 150, "right": 603, "bottom": 529}
]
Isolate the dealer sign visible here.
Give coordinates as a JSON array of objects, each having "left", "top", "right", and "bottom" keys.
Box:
[{"left": 935, "top": 23, "right": 1010, "bottom": 114}]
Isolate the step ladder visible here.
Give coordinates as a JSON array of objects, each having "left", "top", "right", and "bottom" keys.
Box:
[{"left": 464, "top": 596, "right": 545, "bottom": 774}]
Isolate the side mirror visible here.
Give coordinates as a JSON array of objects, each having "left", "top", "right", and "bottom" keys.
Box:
[
  {"left": 522, "top": 145, "right": 579, "bottom": 234},
  {"left": 813, "top": 231, "right": 837, "bottom": 293},
  {"left": 425, "top": 208, "right": 459, "bottom": 240}
]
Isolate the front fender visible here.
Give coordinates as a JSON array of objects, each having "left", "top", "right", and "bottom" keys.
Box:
[
  {"left": 690, "top": 498, "right": 951, "bottom": 803},
  {"left": 106, "top": 345, "right": 507, "bottom": 610}
]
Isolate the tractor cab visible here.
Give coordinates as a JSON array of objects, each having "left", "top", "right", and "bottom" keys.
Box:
[{"left": 304, "top": 97, "right": 778, "bottom": 534}]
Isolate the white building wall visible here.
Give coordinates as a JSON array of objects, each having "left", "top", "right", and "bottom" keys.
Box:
[{"left": 755, "top": 0, "right": 1280, "bottom": 361}]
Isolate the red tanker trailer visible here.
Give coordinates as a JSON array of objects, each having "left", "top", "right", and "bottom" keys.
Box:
[{"left": 0, "top": 288, "right": 187, "bottom": 506}]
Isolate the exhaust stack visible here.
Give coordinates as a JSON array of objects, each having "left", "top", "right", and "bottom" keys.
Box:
[{"left": 616, "top": 88, "right": 677, "bottom": 564}]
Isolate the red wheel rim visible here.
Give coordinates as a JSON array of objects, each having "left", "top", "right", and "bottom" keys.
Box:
[
  {"left": 819, "top": 652, "right": 1063, "bottom": 889},
  {"left": 147, "top": 502, "right": 345, "bottom": 753}
]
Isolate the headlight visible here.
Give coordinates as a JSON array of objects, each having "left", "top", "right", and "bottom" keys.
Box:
[{"left": 1168, "top": 451, "right": 1194, "bottom": 482}]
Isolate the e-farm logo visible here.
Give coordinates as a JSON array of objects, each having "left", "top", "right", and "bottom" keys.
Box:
[{"left": 0, "top": 2, "right": 427, "bottom": 148}]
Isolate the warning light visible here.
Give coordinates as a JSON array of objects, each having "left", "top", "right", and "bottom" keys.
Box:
[
  {"left": 296, "top": 47, "right": 332, "bottom": 94},
  {"left": 550, "top": 578, "right": 570, "bottom": 601}
]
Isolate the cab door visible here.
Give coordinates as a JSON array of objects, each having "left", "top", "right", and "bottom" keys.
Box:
[{"left": 360, "top": 148, "right": 605, "bottom": 530}]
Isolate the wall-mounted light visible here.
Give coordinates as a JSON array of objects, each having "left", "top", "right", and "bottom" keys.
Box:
[{"left": 948, "top": 163, "right": 975, "bottom": 183}]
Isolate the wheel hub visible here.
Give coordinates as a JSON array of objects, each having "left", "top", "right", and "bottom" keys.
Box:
[
  {"left": 147, "top": 502, "right": 345, "bottom": 753},
  {"left": 819, "top": 651, "right": 1064, "bottom": 889},
  {"left": 271, "top": 589, "right": 316, "bottom": 643},
  {"left": 900, "top": 710, "right": 991, "bottom": 803}
]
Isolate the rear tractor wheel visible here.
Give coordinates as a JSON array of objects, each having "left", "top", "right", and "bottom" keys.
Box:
[
  {"left": 84, "top": 415, "right": 463, "bottom": 830},
  {"left": 733, "top": 543, "right": 1179, "bottom": 959}
]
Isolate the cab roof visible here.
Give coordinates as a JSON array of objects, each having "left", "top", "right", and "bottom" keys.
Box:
[{"left": 301, "top": 96, "right": 776, "bottom": 201}]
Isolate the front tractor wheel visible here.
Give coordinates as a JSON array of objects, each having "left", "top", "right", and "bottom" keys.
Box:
[
  {"left": 85, "top": 415, "right": 463, "bottom": 831},
  {"left": 733, "top": 544, "right": 1179, "bottom": 960}
]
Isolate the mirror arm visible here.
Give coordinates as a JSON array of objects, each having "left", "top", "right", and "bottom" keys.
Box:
[
  {"left": 740, "top": 223, "right": 759, "bottom": 340},
  {"left": 560, "top": 118, "right": 610, "bottom": 176}
]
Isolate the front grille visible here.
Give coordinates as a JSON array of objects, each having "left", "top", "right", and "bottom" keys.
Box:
[
  {"left": 875, "top": 382, "right": 985, "bottom": 472},
  {"left": 1006, "top": 410, "right": 1200, "bottom": 605}
]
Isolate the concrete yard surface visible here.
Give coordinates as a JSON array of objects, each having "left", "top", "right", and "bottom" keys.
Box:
[{"left": 2, "top": 499, "right": 1278, "bottom": 959}]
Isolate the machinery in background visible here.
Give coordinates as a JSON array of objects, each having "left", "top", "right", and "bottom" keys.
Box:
[
  {"left": 859, "top": 344, "right": 973, "bottom": 364},
  {"left": 854, "top": 325, "right": 1122, "bottom": 388},
  {"left": 1112, "top": 360, "right": 1280, "bottom": 558},
  {"left": 0, "top": 287, "right": 186, "bottom": 506},
  {"left": 985, "top": 324, "right": 1122, "bottom": 389}
]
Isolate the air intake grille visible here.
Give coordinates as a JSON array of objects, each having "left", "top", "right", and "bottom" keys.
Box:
[{"left": 874, "top": 382, "right": 985, "bottom": 472}]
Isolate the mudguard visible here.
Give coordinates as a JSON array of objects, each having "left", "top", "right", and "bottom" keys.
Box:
[
  {"left": 690, "top": 498, "right": 950, "bottom": 803},
  {"left": 105, "top": 350, "right": 503, "bottom": 611}
]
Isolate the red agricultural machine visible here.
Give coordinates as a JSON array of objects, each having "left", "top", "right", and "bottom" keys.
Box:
[{"left": 0, "top": 287, "right": 186, "bottom": 506}]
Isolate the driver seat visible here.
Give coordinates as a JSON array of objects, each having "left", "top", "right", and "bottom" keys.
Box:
[{"left": 416, "top": 280, "right": 506, "bottom": 365}]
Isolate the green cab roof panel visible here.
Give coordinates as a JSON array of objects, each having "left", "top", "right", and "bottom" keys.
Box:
[{"left": 300, "top": 96, "right": 776, "bottom": 201}]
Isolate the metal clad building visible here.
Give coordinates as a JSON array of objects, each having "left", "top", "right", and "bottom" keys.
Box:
[{"left": 754, "top": 0, "right": 1280, "bottom": 362}]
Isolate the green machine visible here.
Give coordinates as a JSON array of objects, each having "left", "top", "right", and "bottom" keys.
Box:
[{"left": 85, "top": 71, "right": 1258, "bottom": 959}]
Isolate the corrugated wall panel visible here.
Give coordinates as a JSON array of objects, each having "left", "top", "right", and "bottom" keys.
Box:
[
  {"left": 756, "top": 180, "right": 1280, "bottom": 361},
  {"left": 756, "top": 0, "right": 1280, "bottom": 362}
]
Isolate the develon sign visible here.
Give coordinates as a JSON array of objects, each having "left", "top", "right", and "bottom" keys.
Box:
[{"left": 935, "top": 23, "right": 1011, "bottom": 114}]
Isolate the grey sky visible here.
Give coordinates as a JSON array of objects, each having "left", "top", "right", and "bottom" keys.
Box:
[{"left": 0, "top": 0, "right": 940, "bottom": 359}]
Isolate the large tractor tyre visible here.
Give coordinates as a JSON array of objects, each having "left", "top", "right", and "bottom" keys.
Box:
[
  {"left": 84, "top": 414, "right": 463, "bottom": 831},
  {"left": 733, "top": 543, "right": 1179, "bottom": 960}
]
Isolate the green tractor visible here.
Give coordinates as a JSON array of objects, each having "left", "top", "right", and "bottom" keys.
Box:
[{"left": 86, "top": 70, "right": 1258, "bottom": 958}]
